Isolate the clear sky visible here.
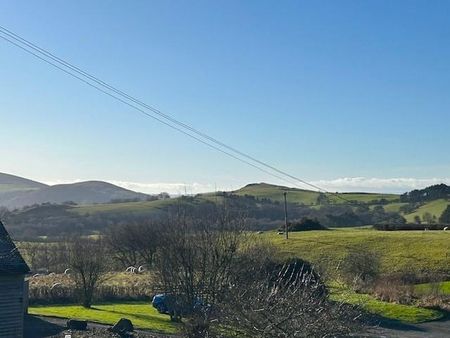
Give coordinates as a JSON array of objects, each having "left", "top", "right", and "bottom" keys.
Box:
[{"left": 1, "top": 0, "right": 450, "bottom": 194}]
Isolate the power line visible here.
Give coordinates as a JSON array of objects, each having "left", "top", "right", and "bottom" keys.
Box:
[{"left": 0, "top": 25, "right": 353, "bottom": 203}]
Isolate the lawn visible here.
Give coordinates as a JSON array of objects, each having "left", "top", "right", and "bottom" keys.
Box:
[
  {"left": 28, "top": 302, "right": 178, "bottom": 333},
  {"left": 266, "top": 228, "right": 450, "bottom": 275}
]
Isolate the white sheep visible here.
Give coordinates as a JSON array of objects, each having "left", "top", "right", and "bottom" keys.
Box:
[{"left": 51, "top": 282, "right": 62, "bottom": 290}]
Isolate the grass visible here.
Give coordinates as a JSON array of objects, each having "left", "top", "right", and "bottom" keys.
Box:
[
  {"left": 234, "top": 183, "right": 398, "bottom": 205},
  {"left": 329, "top": 283, "right": 443, "bottom": 323},
  {"left": 382, "top": 202, "right": 408, "bottom": 213},
  {"left": 266, "top": 228, "right": 449, "bottom": 323},
  {"left": 0, "top": 183, "right": 40, "bottom": 193},
  {"left": 266, "top": 228, "right": 450, "bottom": 275},
  {"left": 415, "top": 281, "right": 450, "bottom": 295},
  {"left": 28, "top": 302, "right": 179, "bottom": 333},
  {"left": 403, "top": 199, "right": 449, "bottom": 222}
]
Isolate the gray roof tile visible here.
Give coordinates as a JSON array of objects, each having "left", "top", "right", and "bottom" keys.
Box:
[{"left": 0, "top": 221, "right": 30, "bottom": 274}]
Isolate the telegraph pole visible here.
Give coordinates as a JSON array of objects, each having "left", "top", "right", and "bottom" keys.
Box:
[{"left": 283, "top": 191, "right": 288, "bottom": 240}]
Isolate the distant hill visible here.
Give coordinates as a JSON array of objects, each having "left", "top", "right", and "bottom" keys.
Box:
[
  {"left": 0, "top": 173, "right": 149, "bottom": 209},
  {"left": 234, "top": 182, "right": 399, "bottom": 205},
  {"left": 0, "top": 172, "right": 47, "bottom": 193},
  {"left": 3, "top": 180, "right": 449, "bottom": 239},
  {"left": 0, "top": 173, "right": 49, "bottom": 208}
]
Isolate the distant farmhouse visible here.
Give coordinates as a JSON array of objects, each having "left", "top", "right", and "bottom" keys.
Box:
[{"left": 0, "top": 221, "right": 30, "bottom": 337}]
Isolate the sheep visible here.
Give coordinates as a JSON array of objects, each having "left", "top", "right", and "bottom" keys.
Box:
[
  {"left": 125, "top": 266, "right": 135, "bottom": 273},
  {"left": 51, "top": 282, "right": 62, "bottom": 290}
]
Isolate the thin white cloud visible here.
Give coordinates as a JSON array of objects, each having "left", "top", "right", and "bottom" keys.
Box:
[
  {"left": 43, "top": 177, "right": 450, "bottom": 195},
  {"left": 310, "top": 177, "right": 450, "bottom": 194},
  {"left": 108, "top": 181, "right": 216, "bottom": 195}
]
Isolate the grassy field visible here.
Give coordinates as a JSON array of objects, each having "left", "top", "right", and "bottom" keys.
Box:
[
  {"left": 266, "top": 228, "right": 449, "bottom": 323},
  {"left": 29, "top": 302, "right": 178, "bottom": 333},
  {"left": 266, "top": 228, "right": 450, "bottom": 275},
  {"left": 415, "top": 281, "right": 450, "bottom": 296},
  {"left": 329, "top": 284, "right": 443, "bottom": 323},
  {"left": 235, "top": 183, "right": 398, "bottom": 205},
  {"left": 404, "top": 199, "right": 449, "bottom": 222}
]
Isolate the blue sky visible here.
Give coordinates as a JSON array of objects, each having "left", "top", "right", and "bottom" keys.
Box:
[{"left": 1, "top": 0, "right": 450, "bottom": 194}]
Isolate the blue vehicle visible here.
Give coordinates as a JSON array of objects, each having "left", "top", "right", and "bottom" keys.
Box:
[
  {"left": 152, "top": 293, "right": 205, "bottom": 316},
  {"left": 152, "top": 294, "right": 171, "bottom": 314}
]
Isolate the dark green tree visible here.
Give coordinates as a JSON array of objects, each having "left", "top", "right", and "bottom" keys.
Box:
[{"left": 438, "top": 205, "right": 450, "bottom": 224}]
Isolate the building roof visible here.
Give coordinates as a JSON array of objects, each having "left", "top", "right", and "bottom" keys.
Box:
[{"left": 0, "top": 221, "right": 30, "bottom": 275}]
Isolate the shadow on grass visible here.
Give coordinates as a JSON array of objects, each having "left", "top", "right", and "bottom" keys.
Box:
[{"left": 90, "top": 306, "right": 176, "bottom": 329}]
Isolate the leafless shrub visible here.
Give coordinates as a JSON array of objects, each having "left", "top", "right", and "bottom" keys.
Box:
[
  {"left": 218, "top": 257, "right": 364, "bottom": 337},
  {"left": 339, "top": 248, "right": 380, "bottom": 292},
  {"left": 372, "top": 275, "right": 415, "bottom": 304}
]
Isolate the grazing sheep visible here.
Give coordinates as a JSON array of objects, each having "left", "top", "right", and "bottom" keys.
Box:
[
  {"left": 138, "top": 265, "right": 145, "bottom": 273},
  {"left": 125, "top": 266, "right": 135, "bottom": 273},
  {"left": 51, "top": 282, "right": 62, "bottom": 290},
  {"left": 444, "top": 227, "right": 448, "bottom": 231}
]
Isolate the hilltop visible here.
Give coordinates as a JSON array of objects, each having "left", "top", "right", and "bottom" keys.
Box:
[
  {"left": 0, "top": 173, "right": 149, "bottom": 209},
  {"left": 234, "top": 183, "right": 399, "bottom": 205}
]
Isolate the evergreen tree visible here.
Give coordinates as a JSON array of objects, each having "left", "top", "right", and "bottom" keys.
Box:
[{"left": 438, "top": 205, "right": 450, "bottom": 224}]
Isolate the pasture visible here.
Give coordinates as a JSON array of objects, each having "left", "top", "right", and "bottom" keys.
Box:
[
  {"left": 404, "top": 199, "right": 449, "bottom": 223},
  {"left": 234, "top": 183, "right": 398, "bottom": 205},
  {"left": 266, "top": 228, "right": 450, "bottom": 276}
]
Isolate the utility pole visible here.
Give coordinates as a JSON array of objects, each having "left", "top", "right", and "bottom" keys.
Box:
[{"left": 283, "top": 191, "right": 288, "bottom": 240}]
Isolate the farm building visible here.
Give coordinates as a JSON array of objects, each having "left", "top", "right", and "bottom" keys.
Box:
[{"left": 0, "top": 220, "right": 30, "bottom": 338}]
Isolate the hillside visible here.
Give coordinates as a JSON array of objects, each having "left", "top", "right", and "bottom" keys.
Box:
[
  {"left": 0, "top": 172, "right": 49, "bottom": 208},
  {"left": 0, "top": 172, "right": 47, "bottom": 192},
  {"left": 234, "top": 183, "right": 399, "bottom": 205},
  {"left": 403, "top": 199, "right": 449, "bottom": 223},
  {"left": 3, "top": 179, "right": 450, "bottom": 239},
  {"left": 0, "top": 173, "right": 149, "bottom": 209}
]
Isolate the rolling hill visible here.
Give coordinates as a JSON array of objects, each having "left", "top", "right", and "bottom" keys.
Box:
[
  {"left": 234, "top": 183, "right": 399, "bottom": 205},
  {"left": 0, "top": 173, "right": 149, "bottom": 209},
  {"left": 0, "top": 172, "right": 47, "bottom": 192}
]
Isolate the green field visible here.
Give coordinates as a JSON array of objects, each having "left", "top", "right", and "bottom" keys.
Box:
[
  {"left": 330, "top": 284, "right": 443, "bottom": 323},
  {"left": 414, "top": 281, "right": 450, "bottom": 296},
  {"left": 235, "top": 183, "right": 398, "bottom": 205},
  {"left": 29, "top": 302, "right": 178, "bottom": 333},
  {"left": 266, "top": 228, "right": 450, "bottom": 275},
  {"left": 267, "top": 229, "right": 449, "bottom": 323},
  {"left": 403, "top": 199, "right": 449, "bottom": 222}
]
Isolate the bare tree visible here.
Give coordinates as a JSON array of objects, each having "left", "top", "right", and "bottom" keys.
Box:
[
  {"left": 64, "top": 237, "right": 109, "bottom": 308},
  {"left": 105, "top": 221, "right": 163, "bottom": 269},
  {"left": 154, "top": 204, "right": 245, "bottom": 327}
]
